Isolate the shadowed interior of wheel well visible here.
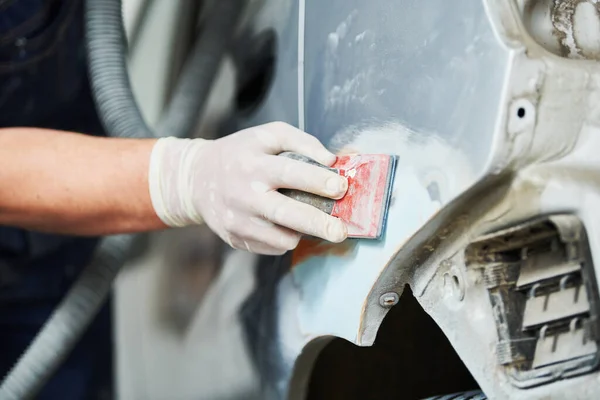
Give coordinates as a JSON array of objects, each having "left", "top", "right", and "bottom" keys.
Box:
[{"left": 306, "top": 286, "right": 480, "bottom": 400}]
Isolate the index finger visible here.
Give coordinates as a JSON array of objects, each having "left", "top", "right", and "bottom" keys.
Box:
[{"left": 254, "top": 122, "right": 336, "bottom": 166}]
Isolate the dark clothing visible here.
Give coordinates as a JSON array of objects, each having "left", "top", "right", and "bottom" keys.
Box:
[{"left": 0, "top": 0, "right": 112, "bottom": 398}]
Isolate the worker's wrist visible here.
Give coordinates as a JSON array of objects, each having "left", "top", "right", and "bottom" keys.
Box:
[{"left": 148, "top": 136, "right": 210, "bottom": 228}]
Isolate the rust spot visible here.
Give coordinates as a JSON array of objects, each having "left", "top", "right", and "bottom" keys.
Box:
[{"left": 291, "top": 238, "right": 357, "bottom": 267}]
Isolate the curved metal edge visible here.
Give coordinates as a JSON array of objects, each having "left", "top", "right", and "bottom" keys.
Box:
[{"left": 286, "top": 336, "right": 336, "bottom": 400}]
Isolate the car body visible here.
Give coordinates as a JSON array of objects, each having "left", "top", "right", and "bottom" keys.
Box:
[{"left": 232, "top": 0, "right": 600, "bottom": 399}]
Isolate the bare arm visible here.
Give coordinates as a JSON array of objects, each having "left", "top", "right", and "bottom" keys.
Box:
[
  {"left": 0, "top": 128, "right": 165, "bottom": 235},
  {"left": 0, "top": 122, "right": 349, "bottom": 254}
]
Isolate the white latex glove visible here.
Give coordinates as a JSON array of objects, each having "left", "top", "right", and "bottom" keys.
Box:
[{"left": 148, "top": 122, "right": 349, "bottom": 255}]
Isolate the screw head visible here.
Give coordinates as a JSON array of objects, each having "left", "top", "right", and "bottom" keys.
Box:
[{"left": 379, "top": 292, "right": 399, "bottom": 307}]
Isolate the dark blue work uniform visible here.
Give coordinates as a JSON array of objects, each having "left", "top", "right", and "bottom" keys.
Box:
[{"left": 0, "top": 0, "right": 113, "bottom": 398}]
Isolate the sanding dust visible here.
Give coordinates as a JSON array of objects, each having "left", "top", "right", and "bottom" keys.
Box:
[{"left": 329, "top": 122, "right": 474, "bottom": 205}]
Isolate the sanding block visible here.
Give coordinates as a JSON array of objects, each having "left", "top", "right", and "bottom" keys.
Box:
[{"left": 279, "top": 152, "right": 397, "bottom": 240}]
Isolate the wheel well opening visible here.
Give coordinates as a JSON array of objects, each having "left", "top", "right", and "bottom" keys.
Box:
[{"left": 306, "top": 286, "right": 480, "bottom": 400}]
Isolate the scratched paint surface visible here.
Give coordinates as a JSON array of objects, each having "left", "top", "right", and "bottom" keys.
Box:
[
  {"left": 236, "top": 0, "right": 511, "bottom": 396},
  {"left": 283, "top": 165, "right": 438, "bottom": 343},
  {"left": 273, "top": 125, "right": 480, "bottom": 399}
]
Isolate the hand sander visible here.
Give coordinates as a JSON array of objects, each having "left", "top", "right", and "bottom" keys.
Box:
[{"left": 279, "top": 152, "right": 398, "bottom": 240}]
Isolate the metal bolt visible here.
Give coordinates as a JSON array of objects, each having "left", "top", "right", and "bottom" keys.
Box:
[{"left": 379, "top": 292, "right": 399, "bottom": 307}]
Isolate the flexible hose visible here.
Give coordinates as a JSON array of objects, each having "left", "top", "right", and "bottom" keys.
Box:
[
  {"left": 0, "top": 236, "right": 132, "bottom": 400},
  {"left": 87, "top": 0, "right": 152, "bottom": 139},
  {"left": 157, "top": 0, "right": 244, "bottom": 137},
  {"left": 0, "top": 0, "right": 245, "bottom": 398}
]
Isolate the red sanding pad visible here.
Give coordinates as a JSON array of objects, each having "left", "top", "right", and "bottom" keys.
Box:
[{"left": 331, "top": 154, "right": 397, "bottom": 239}]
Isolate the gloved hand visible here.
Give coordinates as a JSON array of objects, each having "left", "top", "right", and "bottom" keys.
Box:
[{"left": 148, "top": 122, "right": 348, "bottom": 255}]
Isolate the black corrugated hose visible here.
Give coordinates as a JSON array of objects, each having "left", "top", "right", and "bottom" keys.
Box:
[{"left": 0, "top": 0, "right": 245, "bottom": 398}]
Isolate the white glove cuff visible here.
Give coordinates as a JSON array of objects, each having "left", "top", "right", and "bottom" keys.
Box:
[{"left": 149, "top": 136, "right": 208, "bottom": 228}]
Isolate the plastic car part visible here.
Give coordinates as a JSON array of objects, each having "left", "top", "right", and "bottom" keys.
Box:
[{"left": 465, "top": 215, "right": 600, "bottom": 388}]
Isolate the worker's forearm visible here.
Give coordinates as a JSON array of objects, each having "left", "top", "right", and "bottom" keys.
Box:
[{"left": 0, "top": 128, "right": 165, "bottom": 235}]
